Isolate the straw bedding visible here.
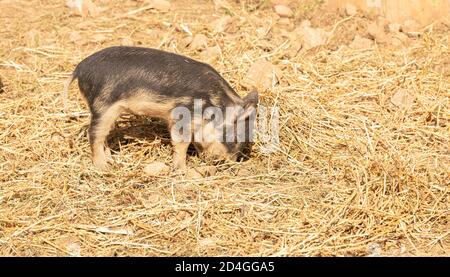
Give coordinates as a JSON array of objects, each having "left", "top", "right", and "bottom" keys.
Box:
[{"left": 0, "top": 0, "right": 448, "bottom": 256}]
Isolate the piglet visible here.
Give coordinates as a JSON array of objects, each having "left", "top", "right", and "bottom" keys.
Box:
[{"left": 63, "top": 46, "right": 258, "bottom": 170}]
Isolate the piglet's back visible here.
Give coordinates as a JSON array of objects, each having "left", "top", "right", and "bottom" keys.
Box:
[{"left": 74, "top": 46, "right": 238, "bottom": 104}]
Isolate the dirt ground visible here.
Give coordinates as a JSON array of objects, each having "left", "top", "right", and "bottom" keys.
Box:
[{"left": 0, "top": 0, "right": 449, "bottom": 256}]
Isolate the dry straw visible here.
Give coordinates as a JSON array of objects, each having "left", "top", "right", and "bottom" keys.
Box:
[{"left": 0, "top": 0, "right": 449, "bottom": 256}]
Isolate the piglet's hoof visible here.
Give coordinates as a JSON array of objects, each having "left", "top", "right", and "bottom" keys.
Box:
[{"left": 93, "top": 159, "right": 109, "bottom": 171}]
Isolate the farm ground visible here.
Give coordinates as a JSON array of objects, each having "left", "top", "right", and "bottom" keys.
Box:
[{"left": 0, "top": 0, "right": 449, "bottom": 256}]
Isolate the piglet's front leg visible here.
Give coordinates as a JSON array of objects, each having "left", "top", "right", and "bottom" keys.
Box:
[{"left": 172, "top": 141, "right": 190, "bottom": 170}]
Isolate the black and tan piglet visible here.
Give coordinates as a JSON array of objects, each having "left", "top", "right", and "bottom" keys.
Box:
[{"left": 64, "top": 46, "right": 258, "bottom": 170}]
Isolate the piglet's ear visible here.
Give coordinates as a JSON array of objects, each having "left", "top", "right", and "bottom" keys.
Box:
[
  {"left": 243, "top": 90, "right": 259, "bottom": 109},
  {"left": 238, "top": 90, "right": 259, "bottom": 122}
]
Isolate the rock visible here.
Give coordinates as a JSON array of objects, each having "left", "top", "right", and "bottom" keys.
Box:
[
  {"left": 82, "top": 0, "right": 101, "bottom": 16},
  {"left": 388, "top": 32, "right": 409, "bottom": 47},
  {"left": 66, "top": 0, "right": 82, "bottom": 14},
  {"left": 66, "top": 242, "right": 81, "bottom": 257},
  {"left": 349, "top": 35, "right": 374, "bottom": 49},
  {"left": 242, "top": 59, "right": 280, "bottom": 90},
  {"left": 186, "top": 169, "right": 202, "bottom": 179},
  {"left": 274, "top": 26, "right": 291, "bottom": 38},
  {"left": 178, "top": 23, "right": 192, "bottom": 36},
  {"left": 256, "top": 27, "right": 269, "bottom": 38},
  {"left": 237, "top": 168, "right": 251, "bottom": 176},
  {"left": 391, "top": 89, "right": 415, "bottom": 109},
  {"left": 367, "top": 242, "right": 382, "bottom": 257},
  {"left": 66, "top": 0, "right": 101, "bottom": 17},
  {"left": 376, "top": 17, "right": 390, "bottom": 29},
  {"left": 200, "top": 45, "right": 222, "bottom": 62},
  {"left": 51, "top": 132, "right": 65, "bottom": 143},
  {"left": 367, "top": 22, "right": 380, "bottom": 38},
  {"left": 143, "top": 162, "right": 170, "bottom": 176},
  {"left": 344, "top": 3, "right": 357, "bottom": 16},
  {"left": 402, "top": 19, "right": 421, "bottom": 36},
  {"left": 56, "top": 236, "right": 81, "bottom": 257},
  {"left": 292, "top": 20, "right": 329, "bottom": 50},
  {"left": 186, "top": 166, "right": 217, "bottom": 179},
  {"left": 148, "top": 0, "right": 171, "bottom": 12},
  {"left": 277, "top": 17, "right": 291, "bottom": 26},
  {"left": 396, "top": 32, "right": 409, "bottom": 42},
  {"left": 367, "top": 22, "right": 387, "bottom": 43},
  {"left": 300, "top": 20, "right": 311, "bottom": 28},
  {"left": 274, "top": 4, "right": 293, "bottom": 18},
  {"left": 388, "top": 34, "right": 403, "bottom": 47},
  {"left": 179, "top": 36, "right": 193, "bottom": 48},
  {"left": 211, "top": 15, "right": 233, "bottom": 33},
  {"left": 388, "top": 23, "right": 402, "bottom": 33},
  {"left": 286, "top": 39, "right": 303, "bottom": 58},
  {"left": 190, "top": 34, "right": 208, "bottom": 50}
]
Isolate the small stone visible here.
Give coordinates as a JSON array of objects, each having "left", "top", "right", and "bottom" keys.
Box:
[
  {"left": 286, "top": 39, "right": 303, "bottom": 58},
  {"left": 186, "top": 166, "right": 217, "bottom": 179},
  {"left": 186, "top": 169, "right": 202, "bottom": 179},
  {"left": 300, "top": 20, "right": 311, "bottom": 28},
  {"left": 349, "top": 35, "right": 374, "bottom": 49},
  {"left": 51, "top": 132, "right": 65, "bottom": 142},
  {"left": 190, "top": 34, "right": 208, "bottom": 50},
  {"left": 367, "top": 242, "right": 382, "bottom": 257},
  {"left": 376, "top": 17, "right": 390, "bottom": 29},
  {"left": 56, "top": 236, "right": 81, "bottom": 257},
  {"left": 345, "top": 4, "right": 357, "bottom": 16},
  {"left": 402, "top": 19, "right": 421, "bottom": 36},
  {"left": 388, "top": 23, "right": 402, "bottom": 33},
  {"left": 82, "top": 0, "right": 101, "bottom": 16},
  {"left": 391, "top": 89, "right": 415, "bottom": 109},
  {"left": 367, "top": 22, "right": 387, "bottom": 43},
  {"left": 66, "top": 0, "right": 101, "bottom": 17},
  {"left": 242, "top": 59, "right": 280, "bottom": 90},
  {"left": 200, "top": 45, "right": 222, "bottom": 62},
  {"left": 237, "top": 168, "right": 251, "bottom": 176},
  {"left": 143, "top": 162, "right": 170, "bottom": 176},
  {"left": 388, "top": 32, "right": 409, "bottom": 47},
  {"left": 292, "top": 21, "right": 329, "bottom": 50},
  {"left": 211, "top": 15, "right": 233, "bottom": 33},
  {"left": 277, "top": 18, "right": 291, "bottom": 26},
  {"left": 256, "top": 27, "right": 268, "bottom": 38},
  {"left": 274, "top": 4, "right": 293, "bottom": 18},
  {"left": 179, "top": 36, "right": 193, "bottom": 48}
]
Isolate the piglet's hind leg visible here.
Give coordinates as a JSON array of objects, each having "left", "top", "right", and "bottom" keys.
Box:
[{"left": 89, "top": 103, "right": 122, "bottom": 170}]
